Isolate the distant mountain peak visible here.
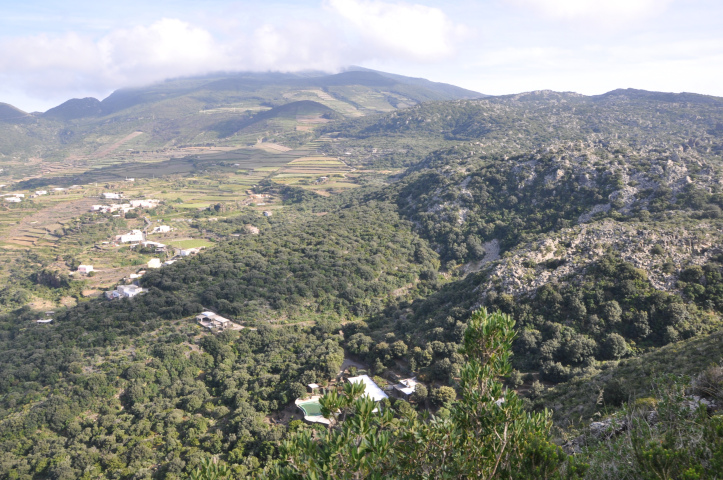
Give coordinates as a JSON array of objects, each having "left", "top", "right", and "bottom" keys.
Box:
[
  {"left": 0, "top": 102, "right": 30, "bottom": 123},
  {"left": 43, "top": 97, "right": 102, "bottom": 121}
]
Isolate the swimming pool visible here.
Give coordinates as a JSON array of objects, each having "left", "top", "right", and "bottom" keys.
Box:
[{"left": 298, "top": 400, "right": 323, "bottom": 417}]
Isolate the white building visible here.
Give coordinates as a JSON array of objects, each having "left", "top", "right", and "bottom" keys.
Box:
[
  {"left": 140, "top": 240, "right": 166, "bottom": 249},
  {"left": 130, "top": 199, "right": 160, "bottom": 209},
  {"left": 147, "top": 258, "right": 162, "bottom": 269},
  {"left": 36, "top": 319, "right": 53, "bottom": 324},
  {"left": 35, "top": 190, "right": 48, "bottom": 195},
  {"left": 151, "top": 225, "right": 172, "bottom": 234},
  {"left": 392, "top": 378, "right": 419, "bottom": 400},
  {"left": 117, "top": 230, "right": 144, "bottom": 243},
  {"left": 77, "top": 265, "right": 94, "bottom": 274},
  {"left": 196, "top": 311, "right": 232, "bottom": 330},
  {"left": 106, "top": 284, "right": 145, "bottom": 299},
  {"left": 263, "top": 211, "right": 273, "bottom": 217},
  {"left": 102, "top": 193, "right": 122, "bottom": 200},
  {"left": 347, "top": 375, "right": 388, "bottom": 403},
  {"left": 4, "top": 197, "right": 21, "bottom": 203}
]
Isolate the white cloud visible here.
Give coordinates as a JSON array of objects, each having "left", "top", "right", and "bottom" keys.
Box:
[
  {"left": 0, "top": 1, "right": 470, "bottom": 109},
  {"left": 326, "top": 0, "right": 467, "bottom": 61},
  {"left": 0, "top": 17, "right": 350, "bottom": 107},
  {"left": 509, "top": 0, "right": 673, "bottom": 24},
  {"left": 98, "top": 19, "right": 227, "bottom": 85}
]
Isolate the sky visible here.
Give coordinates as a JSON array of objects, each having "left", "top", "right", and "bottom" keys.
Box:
[{"left": 1, "top": 0, "right": 722, "bottom": 112}]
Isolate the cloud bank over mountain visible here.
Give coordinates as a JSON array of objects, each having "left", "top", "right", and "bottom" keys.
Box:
[
  {"left": 0, "top": 0, "right": 721, "bottom": 111},
  {"left": 0, "top": 0, "right": 466, "bottom": 110}
]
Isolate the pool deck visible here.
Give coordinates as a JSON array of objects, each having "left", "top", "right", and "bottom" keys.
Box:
[{"left": 295, "top": 395, "right": 331, "bottom": 425}]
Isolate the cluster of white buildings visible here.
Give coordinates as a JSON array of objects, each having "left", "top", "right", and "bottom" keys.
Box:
[
  {"left": 3, "top": 193, "right": 24, "bottom": 203},
  {"left": 92, "top": 204, "right": 134, "bottom": 214},
  {"left": 92, "top": 197, "right": 161, "bottom": 215}
]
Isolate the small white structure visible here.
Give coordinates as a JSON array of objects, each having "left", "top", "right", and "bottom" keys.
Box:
[
  {"left": 147, "top": 258, "right": 162, "bottom": 269},
  {"left": 36, "top": 319, "right": 53, "bottom": 324},
  {"left": 140, "top": 240, "right": 166, "bottom": 250},
  {"left": 77, "top": 265, "right": 94, "bottom": 274},
  {"left": 106, "top": 284, "right": 145, "bottom": 299},
  {"left": 130, "top": 199, "right": 160, "bottom": 209},
  {"left": 196, "top": 311, "right": 232, "bottom": 330},
  {"left": 4, "top": 197, "right": 21, "bottom": 203},
  {"left": 117, "top": 230, "right": 144, "bottom": 243},
  {"left": 392, "top": 378, "right": 419, "bottom": 400},
  {"left": 163, "top": 260, "right": 177, "bottom": 266},
  {"left": 151, "top": 225, "right": 172, "bottom": 234},
  {"left": 53, "top": 188, "right": 66, "bottom": 192},
  {"left": 347, "top": 375, "right": 388, "bottom": 403},
  {"left": 180, "top": 247, "right": 203, "bottom": 257},
  {"left": 263, "top": 211, "right": 273, "bottom": 217},
  {"left": 102, "top": 193, "right": 122, "bottom": 200},
  {"left": 35, "top": 190, "right": 48, "bottom": 195},
  {"left": 12, "top": 193, "right": 25, "bottom": 198},
  {"left": 129, "top": 273, "right": 144, "bottom": 279}
]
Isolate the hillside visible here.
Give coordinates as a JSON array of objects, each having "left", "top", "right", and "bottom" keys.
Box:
[
  {"left": 42, "top": 97, "right": 102, "bottom": 121},
  {"left": 0, "top": 69, "right": 484, "bottom": 178},
  {"left": 0, "top": 102, "right": 30, "bottom": 123},
  {"left": 0, "top": 85, "right": 722, "bottom": 478}
]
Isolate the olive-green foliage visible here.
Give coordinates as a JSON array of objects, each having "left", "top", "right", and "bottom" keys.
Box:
[
  {"left": 0, "top": 306, "right": 343, "bottom": 479},
  {"left": 582, "top": 374, "right": 723, "bottom": 480},
  {"left": 485, "top": 254, "right": 719, "bottom": 379},
  {"left": 681, "top": 256, "right": 723, "bottom": 311},
  {"left": 267, "top": 309, "right": 587, "bottom": 479},
  {"left": 538, "top": 329, "right": 723, "bottom": 426},
  {"left": 141, "top": 201, "right": 438, "bottom": 322},
  {"left": 56, "top": 214, "right": 128, "bottom": 247}
]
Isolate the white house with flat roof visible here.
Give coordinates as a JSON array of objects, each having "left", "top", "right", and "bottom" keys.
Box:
[
  {"left": 392, "top": 378, "right": 419, "bottom": 400},
  {"left": 117, "top": 230, "right": 144, "bottom": 243},
  {"left": 347, "top": 375, "right": 388, "bottom": 403},
  {"left": 196, "top": 311, "right": 232, "bottom": 330},
  {"left": 106, "top": 284, "right": 145, "bottom": 299},
  {"left": 151, "top": 225, "right": 172, "bottom": 234},
  {"left": 77, "top": 265, "right": 94, "bottom": 274}
]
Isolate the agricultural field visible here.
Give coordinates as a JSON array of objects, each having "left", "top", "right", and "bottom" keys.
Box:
[
  {"left": 166, "top": 238, "right": 215, "bottom": 249},
  {"left": 0, "top": 131, "right": 371, "bottom": 313}
]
